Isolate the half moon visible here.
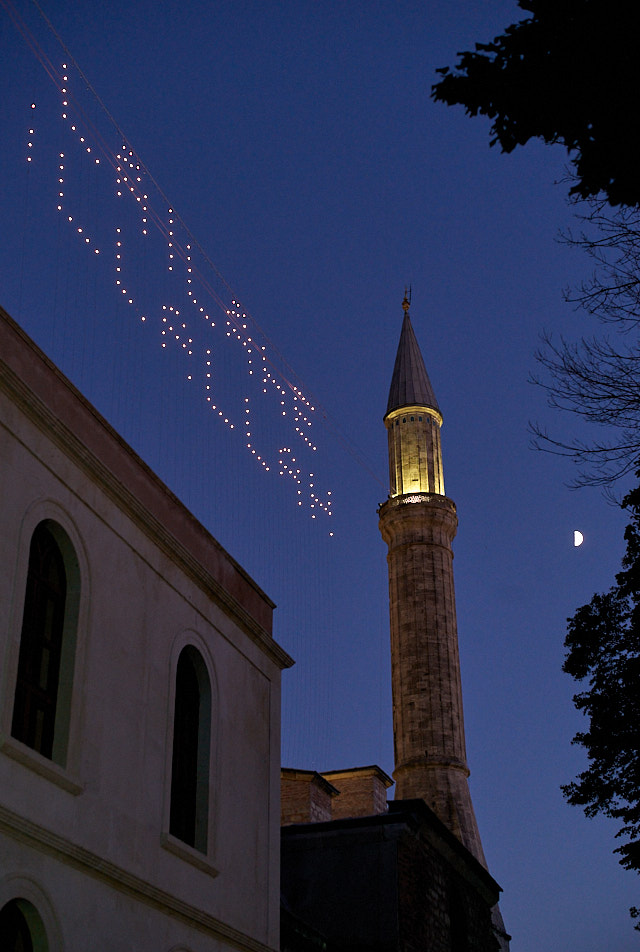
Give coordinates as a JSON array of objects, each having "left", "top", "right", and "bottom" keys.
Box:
[{"left": 574, "top": 530, "right": 584, "bottom": 547}]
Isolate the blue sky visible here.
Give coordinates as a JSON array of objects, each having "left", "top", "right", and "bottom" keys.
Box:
[{"left": 1, "top": 1, "right": 637, "bottom": 947}]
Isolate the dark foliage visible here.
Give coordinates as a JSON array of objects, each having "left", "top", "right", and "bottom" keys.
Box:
[
  {"left": 432, "top": 1, "right": 640, "bottom": 207},
  {"left": 563, "top": 478, "right": 640, "bottom": 919}
]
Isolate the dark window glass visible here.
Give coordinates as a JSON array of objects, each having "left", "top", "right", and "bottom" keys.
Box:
[
  {"left": 169, "top": 647, "right": 212, "bottom": 852},
  {"left": 0, "top": 900, "right": 35, "bottom": 952},
  {"left": 170, "top": 650, "right": 200, "bottom": 845},
  {"left": 12, "top": 524, "right": 67, "bottom": 759}
]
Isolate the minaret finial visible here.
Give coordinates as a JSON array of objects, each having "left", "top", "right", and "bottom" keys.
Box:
[{"left": 402, "top": 286, "right": 411, "bottom": 313}]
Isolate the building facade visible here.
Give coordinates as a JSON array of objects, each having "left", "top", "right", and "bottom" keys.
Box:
[
  {"left": 0, "top": 306, "right": 292, "bottom": 951},
  {"left": 282, "top": 797, "right": 501, "bottom": 952}
]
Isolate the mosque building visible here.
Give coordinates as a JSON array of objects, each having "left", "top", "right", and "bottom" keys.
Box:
[
  {"left": 281, "top": 295, "right": 510, "bottom": 952},
  {"left": 0, "top": 294, "right": 508, "bottom": 950},
  {"left": 0, "top": 304, "right": 292, "bottom": 951}
]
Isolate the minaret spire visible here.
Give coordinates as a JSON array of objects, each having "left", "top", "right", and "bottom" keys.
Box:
[{"left": 378, "top": 294, "right": 486, "bottom": 865}]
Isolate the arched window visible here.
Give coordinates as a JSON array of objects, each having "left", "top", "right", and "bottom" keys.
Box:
[
  {"left": 11, "top": 520, "right": 80, "bottom": 764},
  {"left": 169, "top": 646, "right": 211, "bottom": 853},
  {"left": 0, "top": 898, "right": 48, "bottom": 952}
]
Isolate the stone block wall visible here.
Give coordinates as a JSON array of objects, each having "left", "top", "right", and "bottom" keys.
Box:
[
  {"left": 396, "top": 823, "right": 498, "bottom": 952},
  {"left": 281, "top": 769, "right": 337, "bottom": 825},
  {"left": 321, "top": 766, "right": 392, "bottom": 819},
  {"left": 280, "top": 801, "right": 502, "bottom": 952}
]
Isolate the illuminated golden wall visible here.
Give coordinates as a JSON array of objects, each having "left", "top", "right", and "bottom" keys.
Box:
[{"left": 384, "top": 404, "right": 444, "bottom": 497}]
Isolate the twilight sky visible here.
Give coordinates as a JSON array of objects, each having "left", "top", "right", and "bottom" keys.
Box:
[{"left": 1, "top": 1, "right": 637, "bottom": 948}]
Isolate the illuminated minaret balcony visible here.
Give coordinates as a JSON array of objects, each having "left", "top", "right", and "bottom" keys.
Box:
[{"left": 385, "top": 405, "right": 444, "bottom": 498}]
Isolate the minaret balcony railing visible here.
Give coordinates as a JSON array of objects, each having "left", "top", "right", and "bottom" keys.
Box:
[{"left": 378, "top": 491, "right": 449, "bottom": 511}]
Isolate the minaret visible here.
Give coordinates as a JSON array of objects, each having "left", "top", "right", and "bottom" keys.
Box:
[{"left": 378, "top": 293, "right": 486, "bottom": 865}]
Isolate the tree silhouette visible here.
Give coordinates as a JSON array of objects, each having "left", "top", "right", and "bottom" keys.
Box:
[
  {"left": 432, "top": 1, "right": 640, "bottom": 207},
  {"left": 563, "top": 477, "right": 640, "bottom": 924}
]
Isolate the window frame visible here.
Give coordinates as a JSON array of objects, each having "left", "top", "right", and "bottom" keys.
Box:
[
  {"left": 12, "top": 522, "right": 70, "bottom": 760},
  {"left": 0, "top": 877, "right": 62, "bottom": 952},
  {"left": 162, "top": 632, "right": 219, "bottom": 875},
  {"left": 169, "top": 645, "right": 212, "bottom": 851},
  {"left": 1, "top": 503, "right": 89, "bottom": 792}
]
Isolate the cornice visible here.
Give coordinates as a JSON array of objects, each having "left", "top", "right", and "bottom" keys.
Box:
[{"left": 0, "top": 802, "right": 277, "bottom": 952}]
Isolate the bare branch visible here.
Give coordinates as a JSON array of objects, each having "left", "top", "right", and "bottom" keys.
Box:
[{"left": 534, "top": 199, "right": 640, "bottom": 486}]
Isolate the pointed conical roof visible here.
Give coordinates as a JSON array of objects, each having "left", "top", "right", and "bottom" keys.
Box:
[{"left": 386, "top": 304, "right": 440, "bottom": 416}]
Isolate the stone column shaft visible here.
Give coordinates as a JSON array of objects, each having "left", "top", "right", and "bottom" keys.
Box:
[{"left": 379, "top": 493, "right": 485, "bottom": 864}]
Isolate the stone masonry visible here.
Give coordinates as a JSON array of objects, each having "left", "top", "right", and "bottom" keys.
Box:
[
  {"left": 378, "top": 493, "right": 485, "bottom": 866},
  {"left": 281, "top": 769, "right": 337, "bottom": 825},
  {"left": 378, "top": 298, "right": 486, "bottom": 867},
  {"left": 322, "top": 766, "right": 393, "bottom": 820}
]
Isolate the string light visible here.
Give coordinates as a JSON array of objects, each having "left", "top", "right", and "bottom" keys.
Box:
[
  {"left": 22, "top": 59, "right": 336, "bottom": 525},
  {"left": 25, "top": 105, "right": 36, "bottom": 163}
]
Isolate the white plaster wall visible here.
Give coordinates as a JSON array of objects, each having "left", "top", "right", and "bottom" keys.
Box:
[
  {"left": 0, "top": 364, "right": 285, "bottom": 951},
  {"left": 0, "top": 837, "right": 233, "bottom": 952}
]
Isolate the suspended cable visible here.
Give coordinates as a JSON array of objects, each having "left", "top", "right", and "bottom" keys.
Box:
[{"left": 8, "top": 0, "right": 386, "bottom": 490}]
